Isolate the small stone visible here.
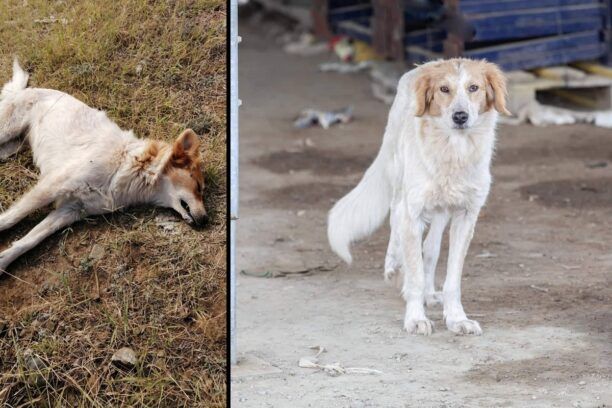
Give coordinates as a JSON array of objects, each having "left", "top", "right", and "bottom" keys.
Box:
[
  {"left": 111, "top": 347, "right": 137, "bottom": 368},
  {"left": 89, "top": 244, "right": 105, "bottom": 261}
]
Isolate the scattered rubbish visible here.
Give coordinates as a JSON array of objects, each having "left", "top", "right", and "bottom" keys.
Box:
[
  {"left": 352, "top": 40, "right": 380, "bottom": 62},
  {"left": 34, "top": 15, "right": 68, "bottom": 25},
  {"left": 298, "top": 346, "right": 382, "bottom": 377},
  {"left": 578, "top": 380, "right": 586, "bottom": 386},
  {"left": 294, "top": 106, "right": 353, "bottom": 129},
  {"left": 500, "top": 100, "right": 612, "bottom": 128},
  {"left": 370, "top": 62, "right": 402, "bottom": 104},
  {"left": 560, "top": 264, "right": 580, "bottom": 270},
  {"left": 585, "top": 161, "right": 608, "bottom": 169},
  {"left": 319, "top": 61, "right": 372, "bottom": 74},
  {"left": 155, "top": 214, "right": 181, "bottom": 235},
  {"left": 330, "top": 36, "right": 355, "bottom": 62},
  {"left": 111, "top": 347, "right": 137, "bottom": 368},
  {"left": 240, "top": 264, "right": 337, "bottom": 278},
  {"left": 475, "top": 251, "right": 497, "bottom": 258},
  {"left": 529, "top": 285, "right": 549, "bottom": 293},
  {"left": 284, "top": 33, "right": 328, "bottom": 56}
]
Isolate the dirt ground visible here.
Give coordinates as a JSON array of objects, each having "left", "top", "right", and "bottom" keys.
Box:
[{"left": 232, "top": 24, "right": 612, "bottom": 407}]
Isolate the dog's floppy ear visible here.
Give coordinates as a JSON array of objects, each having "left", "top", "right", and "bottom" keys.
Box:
[
  {"left": 484, "top": 62, "right": 511, "bottom": 116},
  {"left": 172, "top": 129, "right": 201, "bottom": 167},
  {"left": 414, "top": 72, "right": 433, "bottom": 117}
]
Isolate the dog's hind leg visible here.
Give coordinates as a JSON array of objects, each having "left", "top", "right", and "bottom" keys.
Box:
[
  {"left": 423, "top": 212, "right": 450, "bottom": 307},
  {"left": 0, "top": 178, "right": 62, "bottom": 232},
  {"left": 0, "top": 205, "right": 81, "bottom": 272},
  {"left": 384, "top": 204, "right": 403, "bottom": 284}
]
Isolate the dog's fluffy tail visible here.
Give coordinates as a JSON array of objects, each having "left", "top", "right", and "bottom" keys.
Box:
[
  {"left": 327, "top": 70, "right": 416, "bottom": 265},
  {"left": 1, "top": 58, "right": 29, "bottom": 99},
  {"left": 327, "top": 150, "right": 392, "bottom": 264}
]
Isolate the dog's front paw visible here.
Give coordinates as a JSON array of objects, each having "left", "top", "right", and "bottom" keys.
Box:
[
  {"left": 446, "top": 319, "right": 482, "bottom": 336},
  {"left": 404, "top": 317, "right": 434, "bottom": 336},
  {"left": 425, "top": 292, "right": 443, "bottom": 307}
]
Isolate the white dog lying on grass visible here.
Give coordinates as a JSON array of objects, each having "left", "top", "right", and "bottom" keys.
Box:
[
  {"left": 328, "top": 58, "right": 510, "bottom": 336},
  {"left": 0, "top": 59, "right": 208, "bottom": 274}
]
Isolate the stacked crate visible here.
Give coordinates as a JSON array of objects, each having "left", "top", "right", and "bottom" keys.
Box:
[{"left": 318, "top": 0, "right": 612, "bottom": 71}]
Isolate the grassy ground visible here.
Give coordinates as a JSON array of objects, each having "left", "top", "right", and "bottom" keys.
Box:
[{"left": 0, "top": 1, "right": 226, "bottom": 406}]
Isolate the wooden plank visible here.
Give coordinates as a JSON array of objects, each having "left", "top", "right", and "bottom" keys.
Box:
[
  {"left": 328, "top": 4, "right": 372, "bottom": 23},
  {"left": 572, "top": 61, "right": 612, "bottom": 78},
  {"left": 459, "top": 0, "right": 600, "bottom": 14},
  {"left": 335, "top": 20, "right": 373, "bottom": 43}
]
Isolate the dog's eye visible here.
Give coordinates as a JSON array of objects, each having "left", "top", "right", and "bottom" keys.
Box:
[
  {"left": 440, "top": 86, "right": 450, "bottom": 93},
  {"left": 468, "top": 84, "right": 479, "bottom": 92}
]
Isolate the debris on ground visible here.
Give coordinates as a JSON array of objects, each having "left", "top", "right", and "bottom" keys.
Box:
[
  {"left": 369, "top": 62, "right": 402, "bottom": 104},
  {"left": 283, "top": 33, "right": 328, "bottom": 56},
  {"left": 111, "top": 347, "right": 138, "bottom": 369},
  {"left": 330, "top": 36, "right": 355, "bottom": 62},
  {"left": 585, "top": 161, "right": 608, "bottom": 169},
  {"left": 298, "top": 346, "right": 382, "bottom": 377},
  {"left": 500, "top": 101, "right": 612, "bottom": 128},
  {"left": 155, "top": 214, "right": 181, "bottom": 235},
  {"left": 240, "top": 264, "right": 337, "bottom": 278},
  {"left": 475, "top": 251, "right": 497, "bottom": 258},
  {"left": 294, "top": 106, "right": 353, "bottom": 129},
  {"left": 529, "top": 285, "right": 549, "bottom": 293},
  {"left": 319, "top": 61, "right": 372, "bottom": 74}
]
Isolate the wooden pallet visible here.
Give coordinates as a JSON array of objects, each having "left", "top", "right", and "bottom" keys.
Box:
[{"left": 506, "top": 66, "right": 612, "bottom": 113}]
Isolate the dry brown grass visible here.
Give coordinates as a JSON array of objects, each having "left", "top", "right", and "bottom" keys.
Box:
[{"left": 0, "top": 0, "right": 226, "bottom": 406}]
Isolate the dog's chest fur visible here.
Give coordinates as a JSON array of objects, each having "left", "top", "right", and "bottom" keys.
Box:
[{"left": 400, "top": 119, "right": 494, "bottom": 212}]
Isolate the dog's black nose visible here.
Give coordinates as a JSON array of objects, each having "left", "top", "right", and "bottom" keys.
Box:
[
  {"left": 194, "top": 213, "right": 209, "bottom": 227},
  {"left": 452, "top": 111, "right": 469, "bottom": 125}
]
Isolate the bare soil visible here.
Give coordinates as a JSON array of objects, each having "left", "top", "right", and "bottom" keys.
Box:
[{"left": 232, "top": 23, "right": 612, "bottom": 408}]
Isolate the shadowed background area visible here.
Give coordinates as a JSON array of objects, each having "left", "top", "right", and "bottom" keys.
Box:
[{"left": 0, "top": 1, "right": 226, "bottom": 406}]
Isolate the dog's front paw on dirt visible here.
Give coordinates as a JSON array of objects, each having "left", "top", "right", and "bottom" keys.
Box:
[
  {"left": 447, "top": 319, "right": 482, "bottom": 336},
  {"left": 404, "top": 318, "right": 434, "bottom": 336}
]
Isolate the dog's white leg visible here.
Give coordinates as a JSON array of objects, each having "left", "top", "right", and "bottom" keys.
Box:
[
  {"left": 0, "top": 205, "right": 81, "bottom": 272},
  {"left": 0, "top": 180, "right": 60, "bottom": 231},
  {"left": 423, "top": 212, "right": 450, "bottom": 307},
  {"left": 443, "top": 210, "right": 482, "bottom": 335},
  {"left": 384, "top": 203, "right": 403, "bottom": 283},
  {"left": 400, "top": 216, "right": 432, "bottom": 335}
]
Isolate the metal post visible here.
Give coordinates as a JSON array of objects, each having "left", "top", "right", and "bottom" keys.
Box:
[{"left": 229, "top": 0, "right": 239, "bottom": 366}]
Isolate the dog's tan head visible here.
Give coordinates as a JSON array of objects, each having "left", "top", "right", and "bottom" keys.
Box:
[
  {"left": 413, "top": 59, "right": 510, "bottom": 130},
  {"left": 153, "top": 129, "right": 208, "bottom": 226}
]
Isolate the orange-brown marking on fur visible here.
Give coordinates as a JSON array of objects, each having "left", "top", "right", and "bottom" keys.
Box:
[
  {"left": 414, "top": 61, "right": 459, "bottom": 117},
  {"left": 135, "top": 140, "right": 169, "bottom": 173},
  {"left": 414, "top": 59, "right": 510, "bottom": 117},
  {"left": 164, "top": 129, "right": 205, "bottom": 198}
]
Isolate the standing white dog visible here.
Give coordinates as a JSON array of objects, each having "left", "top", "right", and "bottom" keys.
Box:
[
  {"left": 328, "top": 58, "right": 509, "bottom": 335},
  {"left": 0, "top": 59, "right": 207, "bottom": 274}
]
